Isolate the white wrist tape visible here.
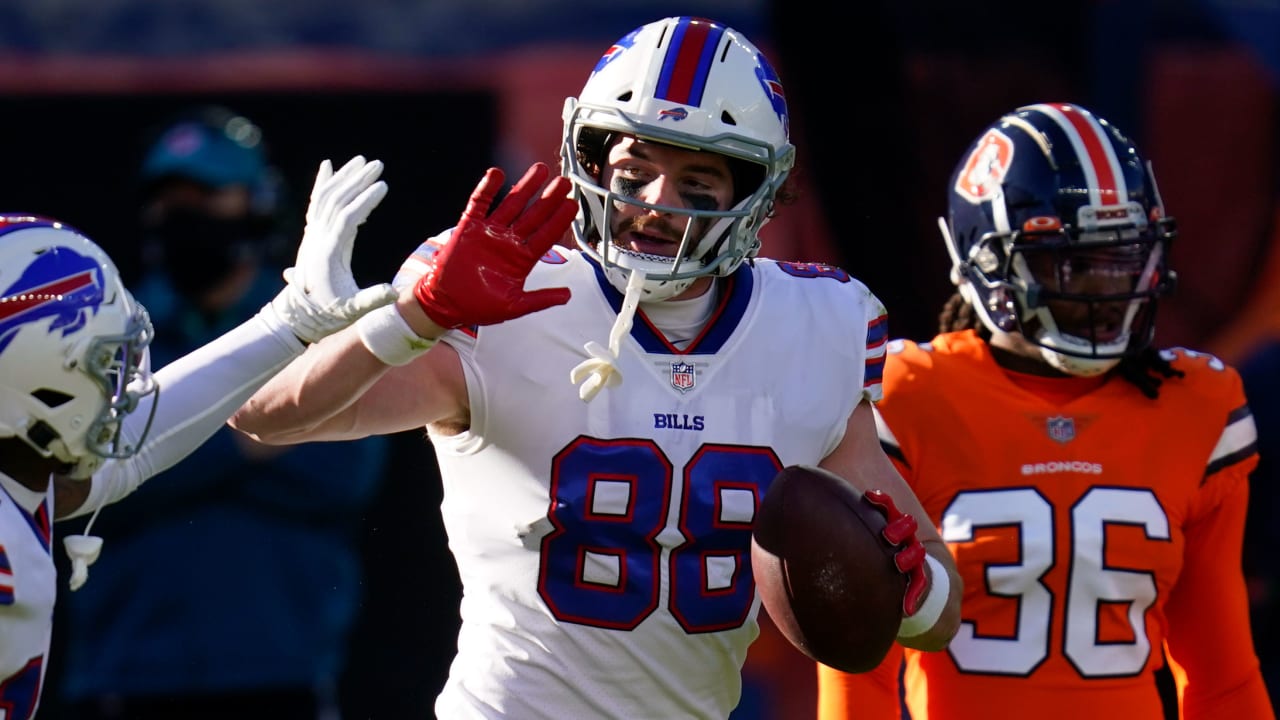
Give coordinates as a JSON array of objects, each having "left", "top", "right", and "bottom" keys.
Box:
[
  {"left": 898, "top": 553, "right": 950, "bottom": 639},
  {"left": 356, "top": 304, "right": 437, "bottom": 366}
]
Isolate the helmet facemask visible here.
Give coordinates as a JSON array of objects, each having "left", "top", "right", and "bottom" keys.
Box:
[
  {"left": 949, "top": 202, "right": 1177, "bottom": 377},
  {"left": 563, "top": 110, "right": 783, "bottom": 302},
  {"left": 19, "top": 290, "right": 160, "bottom": 480},
  {"left": 64, "top": 312, "right": 159, "bottom": 476}
]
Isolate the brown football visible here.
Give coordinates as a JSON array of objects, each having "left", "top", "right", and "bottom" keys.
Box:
[{"left": 750, "top": 464, "right": 906, "bottom": 673}]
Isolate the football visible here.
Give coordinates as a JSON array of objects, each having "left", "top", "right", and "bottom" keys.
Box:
[{"left": 750, "top": 465, "right": 906, "bottom": 673}]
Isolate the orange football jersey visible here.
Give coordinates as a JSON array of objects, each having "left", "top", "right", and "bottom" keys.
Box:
[{"left": 818, "top": 330, "right": 1273, "bottom": 720}]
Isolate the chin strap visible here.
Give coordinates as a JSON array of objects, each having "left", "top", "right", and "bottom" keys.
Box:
[
  {"left": 570, "top": 268, "right": 645, "bottom": 402},
  {"left": 63, "top": 498, "right": 106, "bottom": 591}
]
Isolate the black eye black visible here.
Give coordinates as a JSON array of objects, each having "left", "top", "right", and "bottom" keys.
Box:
[
  {"left": 614, "top": 177, "right": 645, "bottom": 198},
  {"left": 681, "top": 193, "right": 719, "bottom": 212}
]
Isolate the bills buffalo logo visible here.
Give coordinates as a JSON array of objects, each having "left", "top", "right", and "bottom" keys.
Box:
[
  {"left": 671, "top": 361, "right": 696, "bottom": 392},
  {"left": 1046, "top": 415, "right": 1075, "bottom": 444},
  {"left": 956, "top": 129, "right": 1014, "bottom": 205},
  {"left": 755, "top": 54, "right": 789, "bottom": 135},
  {"left": 658, "top": 107, "right": 689, "bottom": 121},
  {"left": 592, "top": 27, "right": 642, "bottom": 75},
  {"left": 0, "top": 247, "right": 104, "bottom": 354}
]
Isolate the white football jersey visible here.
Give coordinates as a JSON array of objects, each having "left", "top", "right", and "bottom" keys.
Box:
[
  {"left": 0, "top": 473, "right": 55, "bottom": 720},
  {"left": 429, "top": 248, "right": 887, "bottom": 719}
]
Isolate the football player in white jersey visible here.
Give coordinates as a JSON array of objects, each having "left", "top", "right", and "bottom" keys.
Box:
[
  {"left": 231, "top": 16, "right": 962, "bottom": 719},
  {"left": 0, "top": 156, "right": 391, "bottom": 720}
]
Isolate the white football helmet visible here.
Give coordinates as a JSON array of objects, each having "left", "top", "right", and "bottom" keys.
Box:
[
  {"left": 0, "top": 218, "right": 157, "bottom": 478},
  {"left": 561, "top": 16, "right": 796, "bottom": 300}
]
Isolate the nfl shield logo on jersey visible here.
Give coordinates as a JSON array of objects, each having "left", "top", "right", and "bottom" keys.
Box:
[
  {"left": 671, "top": 362, "right": 696, "bottom": 392},
  {"left": 1046, "top": 415, "right": 1075, "bottom": 444}
]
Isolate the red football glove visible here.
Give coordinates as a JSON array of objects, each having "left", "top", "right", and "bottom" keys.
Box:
[
  {"left": 863, "top": 489, "right": 928, "bottom": 616},
  {"left": 413, "top": 162, "right": 576, "bottom": 329}
]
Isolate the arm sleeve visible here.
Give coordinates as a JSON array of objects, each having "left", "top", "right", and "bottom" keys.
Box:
[
  {"left": 1163, "top": 464, "right": 1276, "bottom": 719},
  {"left": 817, "top": 643, "right": 905, "bottom": 720},
  {"left": 62, "top": 303, "right": 305, "bottom": 519}
]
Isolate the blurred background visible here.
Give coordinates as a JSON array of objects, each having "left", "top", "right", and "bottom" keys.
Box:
[{"left": 6, "top": 0, "right": 1276, "bottom": 717}]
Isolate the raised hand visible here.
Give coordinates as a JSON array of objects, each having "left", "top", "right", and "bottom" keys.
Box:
[
  {"left": 863, "top": 488, "right": 929, "bottom": 616},
  {"left": 412, "top": 162, "right": 576, "bottom": 330},
  {"left": 272, "top": 155, "right": 396, "bottom": 343}
]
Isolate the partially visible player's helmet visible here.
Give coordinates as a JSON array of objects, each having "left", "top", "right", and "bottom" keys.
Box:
[
  {"left": 942, "top": 102, "right": 1177, "bottom": 376},
  {"left": 561, "top": 16, "right": 795, "bottom": 300},
  {"left": 0, "top": 217, "right": 157, "bottom": 478}
]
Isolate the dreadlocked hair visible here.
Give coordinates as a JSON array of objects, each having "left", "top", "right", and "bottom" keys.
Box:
[
  {"left": 1115, "top": 346, "right": 1184, "bottom": 400},
  {"left": 939, "top": 291, "right": 1183, "bottom": 399},
  {"left": 939, "top": 292, "right": 981, "bottom": 334}
]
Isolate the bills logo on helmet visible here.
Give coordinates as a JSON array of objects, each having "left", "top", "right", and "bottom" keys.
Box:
[
  {"left": 659, "top": 107, "right": 689, "bottom": 121},
  {"left": 592, "top": 27, "right": 642, "bottom": 75},
  {"left": 755, "top": 55, "right": 789, "bottom": 135},
  {"left": 0, "top": 247, "right": 103, "bottom": 354},
  {"left": 956, "top": 128, "right": 1015, "bottom": 204}
]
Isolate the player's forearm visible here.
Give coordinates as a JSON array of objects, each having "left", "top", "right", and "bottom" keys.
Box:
[
  {"left": 230, "top": 324, "right": 391, "bottom": 443},
  {"left": 820, "top": 403, "right": 964, "bottom": 652}
]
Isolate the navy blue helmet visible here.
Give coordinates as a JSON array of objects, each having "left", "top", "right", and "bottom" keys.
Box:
[{"left": 942, "top": 102, "right": 1177, "bottom": 376}]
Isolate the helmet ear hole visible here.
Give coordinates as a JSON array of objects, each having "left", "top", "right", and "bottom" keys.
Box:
[{"left": 26, "top": 420, "right": 59, "bottom": 452}]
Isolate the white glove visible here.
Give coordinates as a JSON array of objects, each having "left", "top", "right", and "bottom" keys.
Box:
[{"left": 271, "top": 155, "right": 396, "bottom": 344}]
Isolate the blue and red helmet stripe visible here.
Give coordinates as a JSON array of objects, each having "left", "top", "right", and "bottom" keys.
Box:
[{"left": 655, "top": 18, "right": 724, "bottom": 107}]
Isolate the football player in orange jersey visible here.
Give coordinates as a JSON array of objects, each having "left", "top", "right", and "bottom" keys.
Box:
[{"left": 816, "top": 103, "right": 1275, "bottom": 720}]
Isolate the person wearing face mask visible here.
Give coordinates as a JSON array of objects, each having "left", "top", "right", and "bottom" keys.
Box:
[
  {"left": 134, "top": 105, "right": 284, "bottom": 323},
  {"left": 54, "top": 108, "right": 392, "bottom": 720}
]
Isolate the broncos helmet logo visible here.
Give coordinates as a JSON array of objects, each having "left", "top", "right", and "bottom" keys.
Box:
[
  {"left": 0, "top": 246, "right": 105, "bottom": 355},
  {"left": 955, "top": 129, "right": 1015, "bottom": 205}
]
